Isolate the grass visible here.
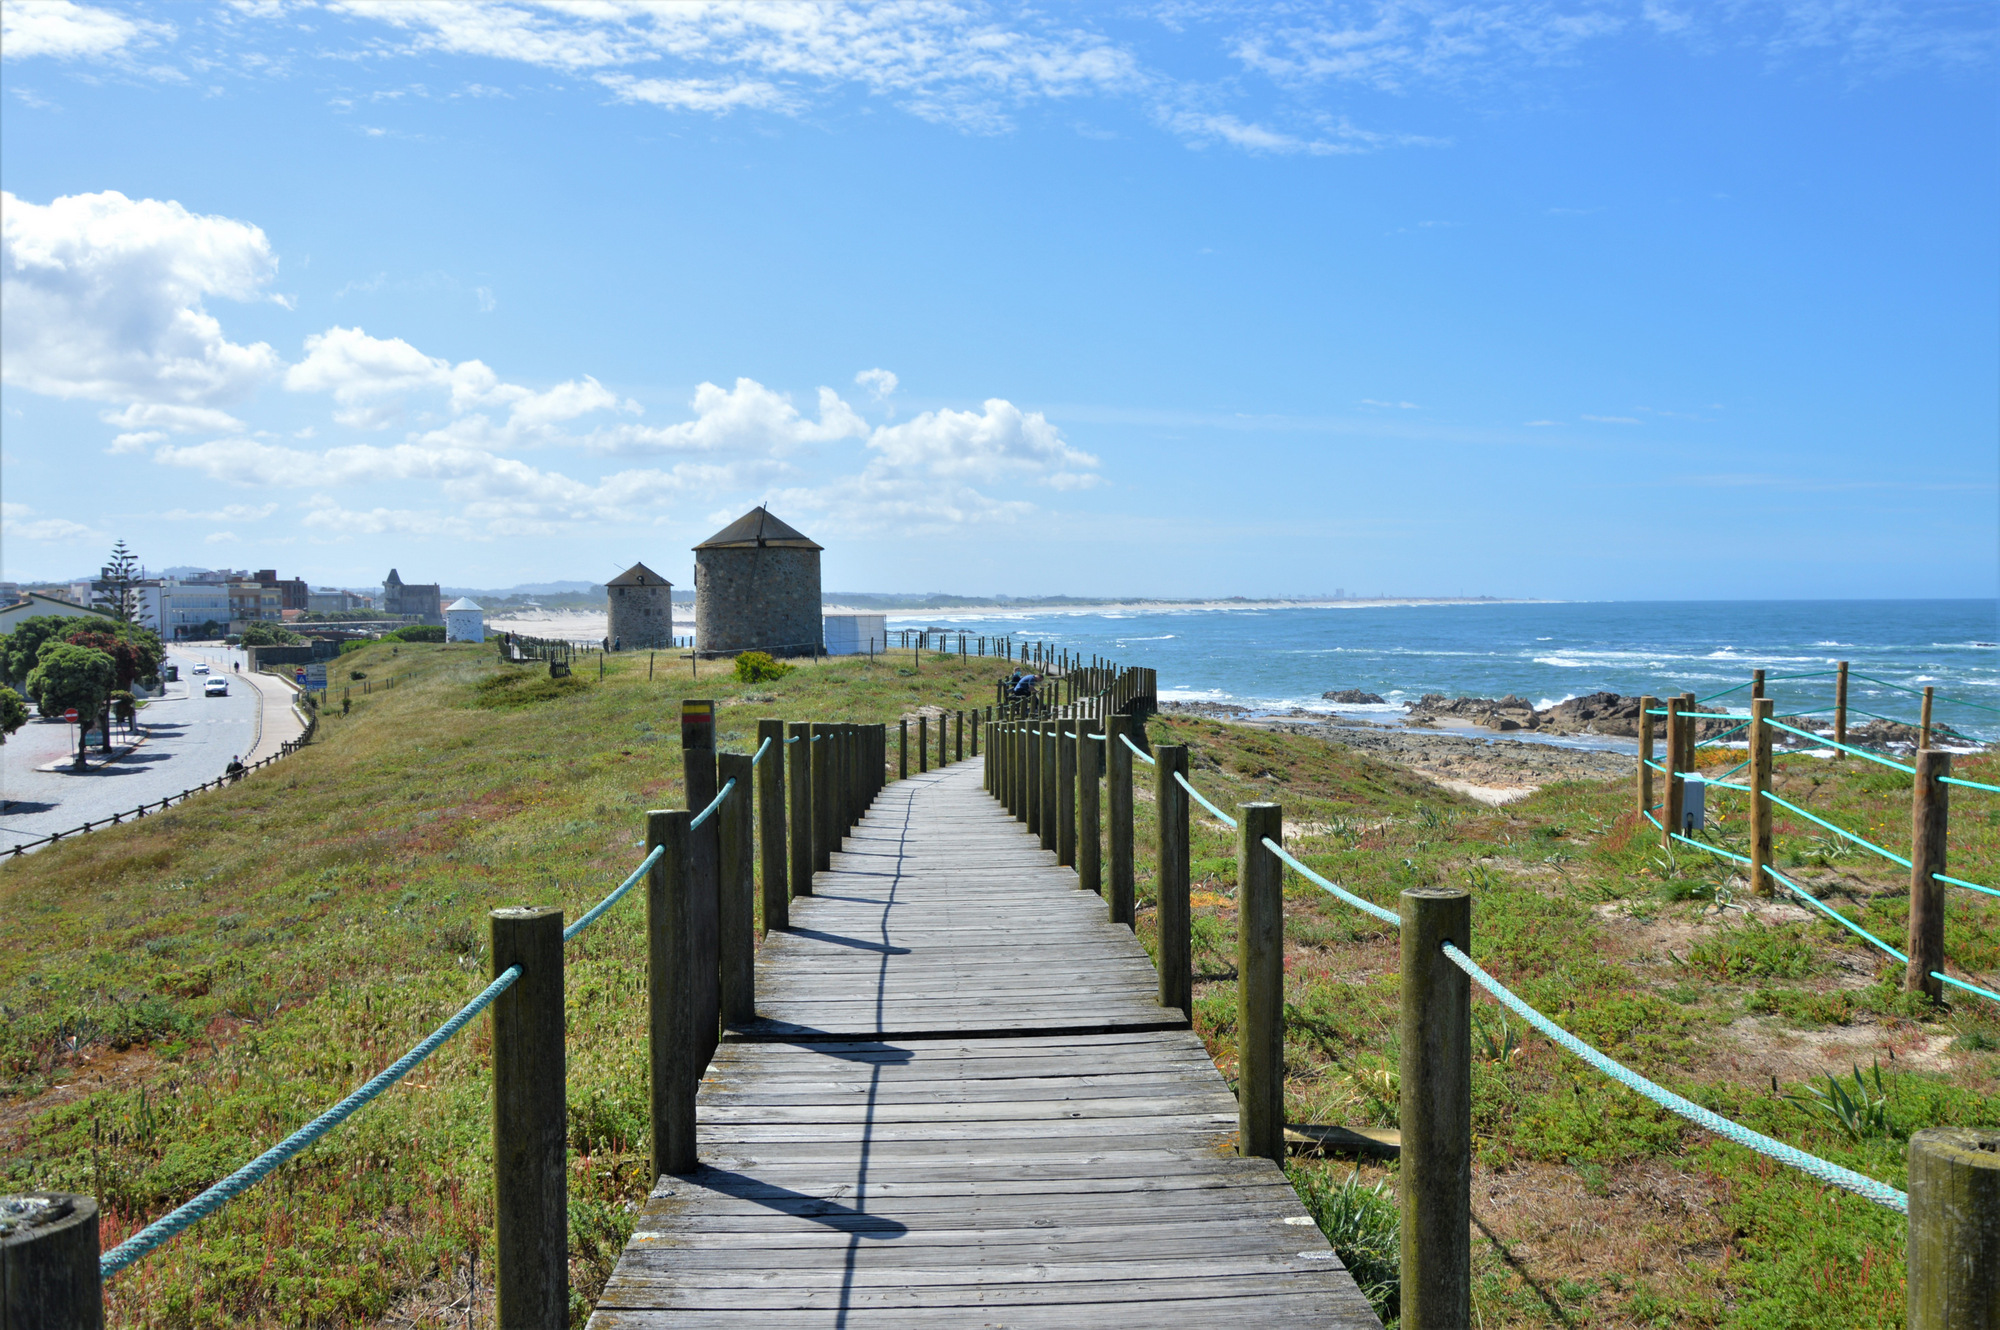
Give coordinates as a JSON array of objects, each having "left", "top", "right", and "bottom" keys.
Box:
[{"left": 2, "top": 651, "right": 1994, "bottom": 1327}]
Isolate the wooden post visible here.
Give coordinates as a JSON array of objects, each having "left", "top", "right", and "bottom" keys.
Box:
[
  {"left": 0, "top": 1193, "right": 101, "bottom": 1330},
  {"left": 1026, "top": 719, "right": 1043, "bottom": 840},
  {"left": 1835, "top": 660, "right": 1850, "bottom": 750},
  {"left": 680, "top": 702, "right": 720, "bottom": 1064},
  {"left": 1749, "top": 698, "right": 1774, "bottom": 897},
  {"left": 939, "top": 710, "right": 948, "bottom": 769},
  {"left": 1664, "top": 698, "right": 1685, "bottom": 846},
  {"left": 899, "top": 718, "right": 908, "bottom": 780},
  {"left": 1106, "top": 713, "right": 1135, "bottom": 927},
  {"left": 1399, "top": 886, "right": 1471, "bottom": 1330},
  {"left": 758, "top": 719, "right": 786, "bottom": 932},
  {"left": 955, "top": 709, "right": 965, "bottom": 762},
  {"left": 970, "top": 713, "right": 978, "bottom": 759},
  {"left": 788, "top": 723, "right": 813, "bottom": 897},
  {"left": 1921, "top": 686, "right": 1935, "bottom": 749},
  {"left": 647, "top": 810, "right": 697, "bottom": 1177},
  {"left": 1636, "top": 695, "right": 1656, "bottom": 823},
  {"left": 1040, "top": 721, "right": 1059, "bottom": 854},
  {"left": 1156, "top": 743, "right": 1191, "bottom": 1019},
  {"left": 1238, "top": 803, "right": 1284, "bottom": 1163},
  {"left": 489, "top": 905, "right": 567, "bottom": 1329},
  {"left": 1057, "top": 717, "right": 1077, "bottom": 867},
  {"left": 717, "top": 753, "right": 756, "bottom": 1027},
  {"left": 918, "top": 715, "right": 928, "bottom": 774},
  {"left": 1751, "top": 668, "right": 1765, "bottom": 701},
  {"left": 1906, "top": 1126, "right": 2000, "bottom": 1330},
  {"left": 810, "top": 723, "right": 833, "bottom": 873},
  {"left": 1908, "top": 749, "right": 1950, "bottom": 1001},
  {"left": 1078, "top": 719, "right": 1102, "bottom": 896}
]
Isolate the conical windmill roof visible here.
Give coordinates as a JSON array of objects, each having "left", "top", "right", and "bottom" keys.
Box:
[{"left": 694, "top": 506, "right": 822, "bottom": 551}]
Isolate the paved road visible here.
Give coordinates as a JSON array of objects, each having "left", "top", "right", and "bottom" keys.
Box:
[{"left": 0, "top": 647, "right": 297, "bottom": 854}]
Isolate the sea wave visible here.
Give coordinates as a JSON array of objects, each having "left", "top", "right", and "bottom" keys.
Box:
[{"left": 1534, "top": 656, "right": 1590, "bottom": 668}]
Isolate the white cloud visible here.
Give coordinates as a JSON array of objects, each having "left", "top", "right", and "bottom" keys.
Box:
[
  {"left": 866, "top": 398, "right": 1098, "bottom": 488},
  {"left": 0, "top": 0, "right": 163, "bottom": 61},
  {"left": 855, "top": 367, "right": 898, "bottom": 400},
  {"left": 599, "top": 74, "right": 798, "bottom": 114},
  {"left": 203, "top": 530, "right": 240, "bottom": 544},
  {"left": 581, "top": 378, "right": 864, "bottom": 457},
  {"left": 162, "top": 503, "right": 279, "bottom": 522},
  {"left": 108, "top": 430, "right": 166, "bottom": 454},
  {"left": 100, "top": 403, "right": 246, "bottom": 434},
  {"left": 1, "top": 501, "right": 98, "bottom": 541},
  {"left": 302, "top": 496, "right": 474, "bottom": 538},
  {"left": 1582, "top": 414, "right": 1640, "bottom": 424},
  {"left": 1, "top": 190, "right": 279, "bottom": 408}
]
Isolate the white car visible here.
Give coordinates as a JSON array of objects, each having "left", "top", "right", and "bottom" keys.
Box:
[
  {"left": 192, "top": 663, "right": 211, "bottom": 675},
  {"left": 204, "top": 678, "right": 229, "bottom": 696}
]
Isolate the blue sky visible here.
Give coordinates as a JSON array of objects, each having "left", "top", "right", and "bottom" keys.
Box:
[{"left": 2, "top": 1, "right": 1994, "bottom": 600}]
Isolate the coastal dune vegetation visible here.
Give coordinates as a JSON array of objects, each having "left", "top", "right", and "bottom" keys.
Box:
[{"left": 0, "top": 641, "right": 1992, "bottom": 1327}]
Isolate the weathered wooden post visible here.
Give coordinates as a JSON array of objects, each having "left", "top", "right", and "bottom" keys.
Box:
[
  {"left": 680, "top": 701, "right": 720, "bottom": 1062},
  {"left": 1, "top": 1193, "right": 101, "bottom": 1330},
  {"left": 1751, "top": 668, "right": 1765, "bottom": 701},
  {"left": 1078, "top": 720, "right": 1102, "bottom": 896},
  {"left": 1156, "top": 743, "right": 1191, "bottom": 1019},
  {"left": 970, "top": 712, "right": 978, "bottom": 758},
  {"left": 899, "top": 718, "right": 908, "bottom": 780},
  {"left": 717, "top": 753, "right": 756, "bottom": 1027},
  {"left": 938, "top": 710, "right": 948, "bottom": 768},
  {"left": 1663, "top": 697, "right": 1685, "bottom": 847},
  {"left": 490, "top": 905, "right": 567, "bottom": 1329},
  {"left": 1400, "top": 886, "right": 1471, "bottom": 1330},
  {"left": 788, "top": 723, "right": 812, "bottom": 897},
  {"left": 810, "top": 723, "right": 833, "bottom": 874},
  {"left": 1057, "top": 717, "right": 1077, "bottom": 867},
  {"left": 918, "top": 715, "right": 929, "bottom": 774},
  {"left": 1906, "top": 1126, "right": 2000, "bottom": 1330},
  {"left": 956, "top": 709, "right": 965, "bottom": 763},
  {"left": 1238, "top": 803, "right": 1284, "bottom": 1162},
  {"left": 1835, "top": 660, "right": 1850, "bottom": 750},
  {"left": 1749, "top": 698, "right": 1774, "bottom": 897},
  {"left": 1026, "top": 719, "right": 1043, "bottom": 838},
  {"left": 758, "top": 719, "right": 786, "bottom": 931},
  {"left": 1040, "top": 721, "right": 1059, "bottom": 854},
  {"left": 647, "top": 809, "right": 698, "bottom": 1177},
  {"left": 1636, "top": 694, "right": 1656, "bottom": 823},
  {"left": 1907, "top": 749, "right": 1950, "bottom": 1001},
  {"left": 1106, "top": 712, "right": 1136, "bottom": 927},
  {"left": 1920, "top": 686, "right": 1935, "bottom": 749}
]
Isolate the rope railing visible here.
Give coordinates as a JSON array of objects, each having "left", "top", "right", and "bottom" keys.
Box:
[
  {"left": 1262, "top": 837, "right": 1400, "bottom": 926},
  {"left": 1761, "top": 790, "right": 1913, "bottom": 868},
  {"left": 1174, "top": 770, "right": 1237, "bottom": 827},
  {"left": 750, "top": 736, "right": 774, "bottom": 765},
  {"left": 1120, "top": 732, "right": 1156, "bottom": 765},
  {"left": 564, "top": 844, "right": 666, "bottom": 942},
  {"left": 1937, "top": 873, "right": 2000, "bottom": 900},
  {"left": 1942, "top": 775, "right": 2000, "bottom": 794},
  {"left": 690, "top": 777, "right": 737, "bottom": 830},
  {"left": 1766, "top": 719, "right": 1918, "bottom": 773}
]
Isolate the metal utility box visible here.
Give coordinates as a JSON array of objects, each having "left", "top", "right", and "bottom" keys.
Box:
[
  {"left": 1681, "top": 775, "right": 1706, "bottom": 833},
  {"left": 823, "top": 613, "right": 888, "bottom": 657}
]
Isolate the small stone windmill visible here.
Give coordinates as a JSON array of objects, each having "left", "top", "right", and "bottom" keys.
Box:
[{"left": 692, "top": 506, "right": 823, "bottom": 656}]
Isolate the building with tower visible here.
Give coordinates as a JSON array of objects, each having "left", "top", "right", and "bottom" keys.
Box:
[
  {"left": 606, "top": 562, "right": 673, "bottom": 649},
  {"left": 382, "top": 569, "right": 444, "bottom": 624},
  {"left": 692, "top": 507, "right": 823, "bottom": 656}
]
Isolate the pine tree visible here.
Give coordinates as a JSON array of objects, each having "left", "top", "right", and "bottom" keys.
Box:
[{"left": 95, "top": 539, "right": 140, "bottom": 623}]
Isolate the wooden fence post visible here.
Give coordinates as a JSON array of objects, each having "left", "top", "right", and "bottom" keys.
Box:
[
  {"left": 1106, "top": 712, "right": 1135, "bottom": 927},
  {"left": 1238, "top": 803, "right": 1284, "bottom": 1162},
  {"left": 1057, "top": 717, "right": 1077, "bottom": 867},
  {"left": 1664, "top": 698, "right": 1685, "bottom": 846},
  {"left": 1040, "top": 721, "right": 1059, "bottom": 854},
  {"left": 939, "top": 710, "right": 948, "bottom": 769},
  {"left": 956, "top": 709, "right": 965, "bottom": 763},
  {"left": 758, "top": 719, "right": 786, "bottom": 932},
  {"left": 971, "top": 713, "right": 979, "bottom": 759},
  {"left": 1908, "top": 750, "right": 1950, "bottom": 1001},
  {"left": 1835, "top": 660, "right": 1850, "bottom": 750},
  {"left": 788, "top": 723, "right": 813, "bottom": 896},
  {"left": 0, "top": 1193, "right": 101, "bottom": 1330},
  {"left": 717, "top": 753, "right": 756, "bottom": 1027},
  {"left": 899, "top": 719, "right": 908, "bottom": 780},
  {"left": 489, "top": 905, "right": 567, "bottom": 1329},
  {"left": 1750, "top": 698, "right": 1774, "bottom": 897},
  {"left": 1078, "top": 720, "right": 1102, "bottom": 896},
  {"left": 1906, "top": 1126, "right": 2000, "bottom": 1330},
  {"left": 918, "top": 715, "right": 929, "bottom": 774},
  {"left": 1399, "top": 886, "right": 1471, "bottom": 1330},
  {"left": 1921, "top": 686, "right": 1934, "bottom": 749},
  {"left": 1155, "top": 743, "right": 1191, "bottom": 1019},
  {"left": 680, "top": 702, "right": 720, "bottom": 1065},
  {"left": 1752, "top": 668, "right": 1765, "bottom": 701},
  {"left": 1026, "top": 720, "right": 1044, "bottom": 839},
  {"left": 647, "top": 809, "right": 698, "bottom": 1177},
  {"left": 1636, "top": 695, "right": 1656, "bottom": 823},
  {"left": 810, "top": 723, "right": 833, "bottom": 874}
]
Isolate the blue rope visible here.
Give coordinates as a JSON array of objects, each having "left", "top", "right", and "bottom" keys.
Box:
[
  {"left": 1120, "top": 733, "right": 1157, "bottom": 765},
  {"left": 1763, "top": 866, "right": 1906, "bottom": 963},
  {"left": 1261, "top": 837, "right": 1400, "bottom": 926},
  {"left": 690, "top": 777, "right": 736, "bottom": 829},
  {"left": 1934, "top": 972, "right": 2000, "bottom": 1004},
  {"left": 1174, "top": 771, "right": 1237, "bottom": 827},
  {"left": 1671, "top": 832, "right": 1751, "bottom": 865},
  {"left": 1716, "top": 758, "right": 1752, "bottom": 781},
  {"left": 99, "top": 965, "right": 524, "bottom": 1277},
  {"left": 564, "top": 845, "right": 665, "bottom": 942},
  {"left": 750, "top": 736, "right": 773, "bottom": 766},
  {"left": 1765, "top": 720, "right": 1916, "bottom": 774},
  {"left": 1696, "top": 681, "right": 1755, "bottom": 703},
  {"left": 1643, "top": 809, "right": 1664, "bottom": 830},
  {"left": 1937, "top": 873, "right": 2000, "bottom": 900},
  {"left": 1762, "top": 791, "right": 1912, "bottom": 869},
  {"left": 1941, "top": 775, "right": 2000, "bottom": 795},
  {"left": 1642, "top": 758, "right": 1668, "bottom": 774},
  {"left": 1694, "top": 720, "right": 1751, "bottom": 747},
  {"left": 1438, "top": 942, "right": 1907, "bottom": 1211},
  {"left": 1849, "top": 671, "right": 2000, "bottom": 716}
]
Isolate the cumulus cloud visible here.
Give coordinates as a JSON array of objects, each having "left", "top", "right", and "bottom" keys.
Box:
[
  {"left": 584, "top": 378, "right": 864, "bottom": 457},
  {"left": 0, "top": 501, "right": 98, "bottom": 541},
  {"left": 866, "top": 398, "right": 1098, "bottom": 488},
  {"left": 0, "top": 0, "right": 164, "bottom": 61},
  {"left": 855, "top": 367, "right": 898, "bottom": 400},
  {"left": 108, "top": 430, "right": 166, "bottom": 454},
  {"left": 2, "top": 190, "right": 279, "bottom": 409},
  {"left": 100, "top": 402, "right": 247, "bottom": 434},
  {"left": 162, "top": 503, "right": 279, "bottom": 522}
]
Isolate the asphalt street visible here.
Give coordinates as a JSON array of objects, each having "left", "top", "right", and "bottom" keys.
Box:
[{"left": 0, "top": 646, "right": 272, "bottom": 854}]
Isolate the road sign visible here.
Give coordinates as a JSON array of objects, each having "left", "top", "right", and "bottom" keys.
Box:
[{"left": 303, "top": 664, "right": 327, "bottom": 690}]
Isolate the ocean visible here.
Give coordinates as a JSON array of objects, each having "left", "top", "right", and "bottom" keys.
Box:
[{"left": 904, "top": 599, "right": 2000, "bottom": 744}]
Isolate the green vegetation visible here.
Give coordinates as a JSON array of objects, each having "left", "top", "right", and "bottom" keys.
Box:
[
  {"left": 0, "top": 685, "right": 27, "bottom": 742},
  {"left": 385, "top": 625, "right": 447, "bottom": 644},
  {"left": 732, "top": 650, "right": 792, "bottom": 684},
  {"left": 238, "top": 622, "right": 304, "bottom": 647},
  {"left": 0, "top": 652, "right": 1991, "bottom": 1328}
]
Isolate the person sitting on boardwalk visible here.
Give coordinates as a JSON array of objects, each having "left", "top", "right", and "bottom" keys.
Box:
[{"left": 1007, "top": 671, "right": 1039, "bottom": 700}]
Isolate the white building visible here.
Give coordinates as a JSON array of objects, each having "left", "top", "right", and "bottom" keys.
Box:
[
  {"left": 823, "top": 612, "right": 889, "bottom": 656},
  {"left": 444, "top": 597, "right": 486, "bottom": 643},
  {"left": 0, "top": 592, "right": 117, "bottom": 636},
  {"left": 135, "top": 583, "right": 234, "bottom": 639}
]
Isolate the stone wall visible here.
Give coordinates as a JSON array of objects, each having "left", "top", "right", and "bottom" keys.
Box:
[
  {"left": 694, "top": 546, "right": 821, "bottom": 655},
  {"left": 608, "top": 581, "right": 673, "bottom": 649}
]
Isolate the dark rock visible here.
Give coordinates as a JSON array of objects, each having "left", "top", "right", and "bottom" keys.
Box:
[{"left": 1321, "top": 688, "right": 1387, "bottom": 705}]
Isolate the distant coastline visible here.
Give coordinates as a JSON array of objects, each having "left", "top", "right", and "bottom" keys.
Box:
[{"left": 825, "top": 596, "right": 1534, "bottom": 619}]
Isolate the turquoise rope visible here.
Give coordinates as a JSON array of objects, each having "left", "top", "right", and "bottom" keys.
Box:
[
  {"left": 1764, "top": 866, "right": 1907, "bottom": 963},
  {"left": 1716, "top": 758, "right": 1752, "bottom": 780},
  {"left": 564, "top": 845, "right": 665, "bottom": 943},
  {"left": 1694, "top": 720, "right": 1751, "bottom": 747},
  {"left": 99, "top": 965, "right": 524, "bottom": 1277},
  {"left": 1937, "top": 873, "right": 2000, "bottom": 899},
  {"left": 690, "top": 777, "right": 737, "bottom": 830},
  {"left": 1767, "top": 670, "right": 1841, "bottom": 681},
  {"left": 1934, "top": 972, "right": 2000, "bottom": 1004},
  {"left": 1849, "top": 672, "right": 2000, "bottom": 716},
  {"left": 1175, "top": 771, "right": 1237, "bottom": 827},
  {"left": 1941, "top": 775, "right": 2000, "bottom": 795},
  {"left": 1438, "top": 942, "right": 1907, "bottom": 1212},
  {"left": 1643, "top": 809, "right": 1664, "bottom": 830},
  {"left": 1642, "top": 758, "right": 1668, "bottom": 774},
  {"left": 1696, "top": 681, "right": 1755, "bottom": 703},
  {"left": 1704, "top": 779, "right": 1752, "bottom": 793},
  {"left": 1672, "top": 833, "right": 1752, "bottom": 864},
  {"left": 750, "top": 736, "right": 773, "bottom": 766},
  {"left": 1761, "top": 791, "right": 1912, "bottom": 868},
  {"left": 1261, "top": 837, "right": 1399, "bottom": 926},
  {"left": 1766, "top": 720, "right": 1916, "bottom": 774},
  {"left": 1120, "top": 733, "right": 1157, "bottom": 765}
]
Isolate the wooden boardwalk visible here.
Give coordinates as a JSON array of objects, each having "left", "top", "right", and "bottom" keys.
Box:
[{"left": 590, "top": 758, "right": 1380, "bottom": 1328}]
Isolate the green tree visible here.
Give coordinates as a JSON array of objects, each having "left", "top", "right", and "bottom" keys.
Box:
[
  {"left": 0, "top": 685, "right": 27, "bottom": 744},
  {"left": 240, "top": 621, "right": 304, "bottom": 647},
  {"left": 94, "top": 539, "right": 141, "bottom": 623},
  {"left": 2, "top": 615, "right": 100, "bottom": 685},
  {"left": 61, "top": 628, "right": 160, "bottom": 692},
  {"left": 27, "top": 645, "right": 116, "bottom": 769}
]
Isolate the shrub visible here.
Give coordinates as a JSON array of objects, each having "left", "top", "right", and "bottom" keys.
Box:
[
  {"left": 1286, "top": 1164, "right": 1399, "bottom": 1323},
  {"left": 386, "top": 625, "right": 446, "bottom": 643},
  {"left": 734, "top": 651, "right": 793, "bottom": 684},
  {"left": 337, "top": 640, "right": 371, "bottom": 656}
]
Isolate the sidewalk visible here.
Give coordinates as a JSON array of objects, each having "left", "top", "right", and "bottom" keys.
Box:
[{"left": 238, "top": 668, "right": 307, "bottom": 764}]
